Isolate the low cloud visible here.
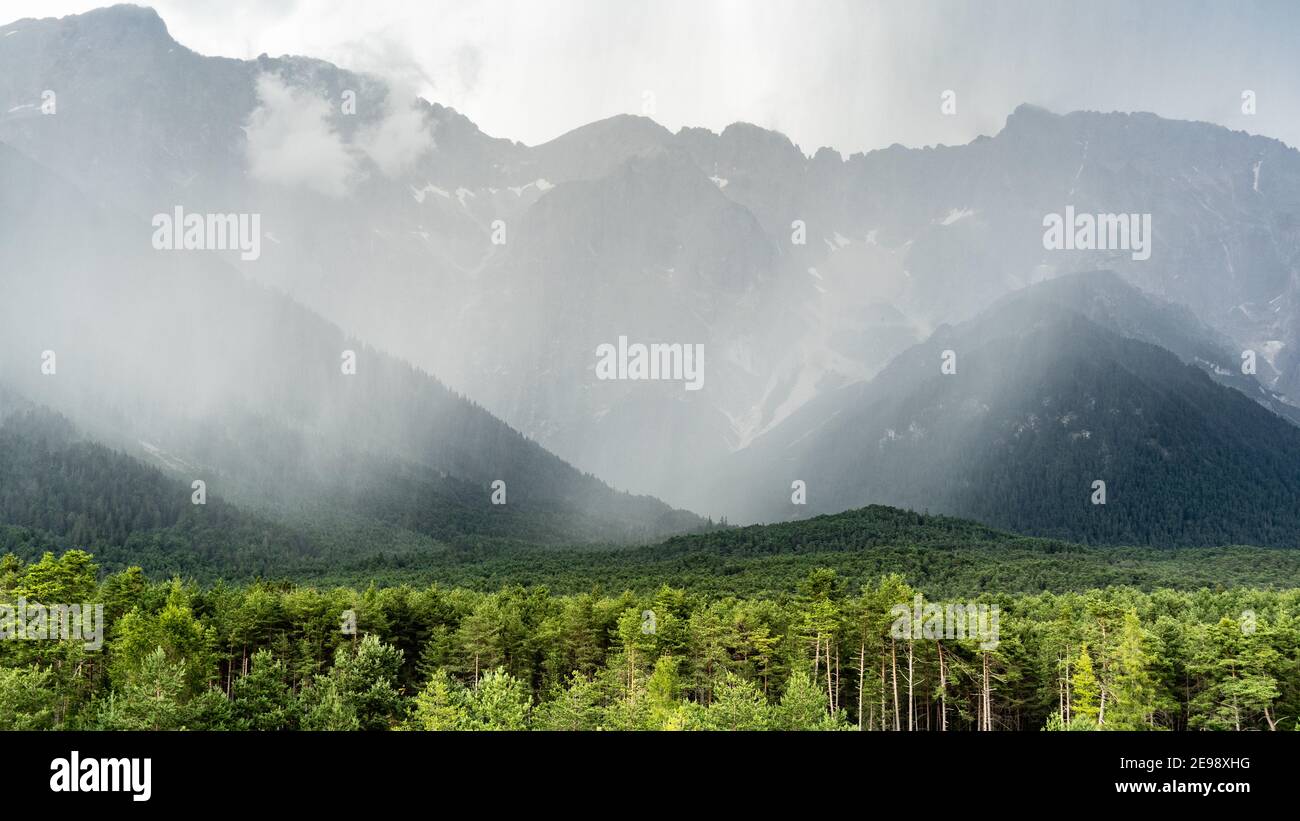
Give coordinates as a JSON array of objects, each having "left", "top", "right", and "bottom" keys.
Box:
[
  {"left": 355, "top": 87, "right": 436, "bottom": 178},
  {"left": 244, "top": 73, "right": 435, "bottom": 195},
  {"left": 245, "top": 73, "right": 356, "bottom": 197}
]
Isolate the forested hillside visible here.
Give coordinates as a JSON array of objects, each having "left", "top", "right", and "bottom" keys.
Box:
[
  {"left": 0, "top": 406, "right": 719, "bottom": 579},
  {"left": 2, "top": 550, "right": 1295, "bottom": 731},
  {"left": 317, "top": 506, "right": 1300, "bottom": 595},
  {"left": 7, "top": 418, "right": 1300, "bottom": 595},
  {"left": 0, "top": 410, "right": 322, "bottom": 577},
  {"left": 718, "top": 297, "right": 1300, "bottom": 547}
]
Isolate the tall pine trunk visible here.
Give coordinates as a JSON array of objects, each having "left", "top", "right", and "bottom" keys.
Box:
[
  {"left": 906, "top": 641, "right": 914, "bottom": 731},
  {"left": 825, "top": 637, "right": 834, "bottom": 713},
  {"left": 880, "top": 658, "right": 887, "bottom": 731},
  {"left": 981, "top": 652, "right": 992, "bottom": 731},
  {"left": 890, "top": 639, "right": 901, "bottom": 731},
  {"left": 938, "top": 641, "right": 947, "bottom": 732},
  {"left": 857, "top": 643, "right": 865, "bottom": 730}
]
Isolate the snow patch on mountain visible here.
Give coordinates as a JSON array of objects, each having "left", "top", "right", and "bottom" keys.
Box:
[
  {"left": 508, "top": 178, "right": 554, "bottom": 196},
  {"left": 411, "top": 183, "right": 449, "bottom": 203},
  {"left": 1261, "top": 340, "right": 1284, "bottom": 367}
]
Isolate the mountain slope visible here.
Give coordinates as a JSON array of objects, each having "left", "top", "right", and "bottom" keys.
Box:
[
  {"left": 715, "top": 276, "right": 1300, "bottom": 547},
  {"left": 991, "top": 271, "right": 1300, "bottom": 425},
  {"left": 0, "top": 408, "right": 324, "bottom": 577},
  {"left": 0, "top": 136, "right": 702, "bottom": 548}
]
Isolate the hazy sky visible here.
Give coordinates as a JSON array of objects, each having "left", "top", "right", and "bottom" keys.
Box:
[{"left": 5, "top": 0, "right": 1300, "bottom": 153}]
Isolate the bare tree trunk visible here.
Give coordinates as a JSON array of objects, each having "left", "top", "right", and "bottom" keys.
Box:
[
  {"left": 906, "top": 641, "right": 914, "bottom": 731},
  {"left": 1057, "top": 655, "right": 1064, "bottom": 722},
  {"left": 1065, "top": 654, "right": 1072, "bottom": 723},
  {"left": 834, "top": 647, "right": 840, "bottom": 713},
  {"left": 825, "top": 638, "right": 834, "bottom": 712},
  {"left": 938, "top": 641, "right": 947, "bottom": 732},
  {"left": 857, "top": 643, "right": 865, "bottom": 730},
  {"left": 890, "top": 639, "right": 901, "bottom": 731},
  {"left": 880, "top": 658, "right": 887, "bottom": 731},
  {"left": 981, "top": 652, "right": 992, "bottom": 731}
]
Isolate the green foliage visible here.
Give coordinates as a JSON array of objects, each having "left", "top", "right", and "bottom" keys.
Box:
[
  {"left": 298, "top": 676, "right": 359, "bottom": 731},
  {"left": 0, "top": 666, "right": 57, "bottom": 729},
  {"left": 774, "top": 670, "right": 834, "bottom": 730},
  {"left": 1071, "top": 644, "right": 1100, "bottom": 725},
  {"left": 321, "top": 634, "right": 406, "bottom": 731},
  {"left": 410, "top": 669, "right": 469, "bottom": 731},
  {"left": 2, "top": 548, "right": 1299, "bottom": 731},
  {"left": 1107, "top": 611, "right": 1159, "bottom": 729},
  {"left": 698, "top": 672, "right": 771, "bottom": 730},
  {"left": 231, "top": 649, "right": 296, "bottom": 731},
  {"left": 462, "top": 668, "right": 530, "bottom": 730},
  {"left": 294, "top": 507, "right": 1300, "bottom": 596},
  {"left": 94, "top": 647, "right": 192, "bottom": 730}
]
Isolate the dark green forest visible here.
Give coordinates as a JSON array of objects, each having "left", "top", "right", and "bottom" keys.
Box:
[{"left": 2, "top": 550, "right": 1295, "bottom": 731}]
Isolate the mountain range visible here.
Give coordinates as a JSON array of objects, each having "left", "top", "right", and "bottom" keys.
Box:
[{"left": 3, "top": 4, "right": 1300, "bottom": 554}]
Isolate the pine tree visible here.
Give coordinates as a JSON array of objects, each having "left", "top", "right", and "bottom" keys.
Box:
[
  {"left": 298, "top": 676, "right": 359, "bottom": 731},
  {"left": 328, "top": 633, "right": 406, "bottom": 730},
  {"left": 463, "top": 667, "right": 530, "bottom": 730},
  {"left": 410, "top": 668, "right": 468, "bottom": 730},
  {"left": 1108, "top": 611, "right": 1157, "bottom": 730},
  {"left": 1071, "top": 644, "right": 1100, "bottom": 727},
  {"left": 231, "top": 649, "right": 296, "bottom": 730},
  {"left": 773, "top": 670, "right": 828, "bottom": 730},
  {"left": 700, "top": 672, "right": 770, "bottom": 731},
  {"left": 534, "top": 674, "right": 604, "bottom": 730},
  {"left": 0, "top": 666, "right": 57, "bottom": 730},
  {"left": 95, "top": 647, "right": 190, "bottom": 730}
]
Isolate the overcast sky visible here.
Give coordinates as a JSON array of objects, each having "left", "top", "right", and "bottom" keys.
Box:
[{"left": 5, "top": 0, "right": 1299, "bottom": 153}]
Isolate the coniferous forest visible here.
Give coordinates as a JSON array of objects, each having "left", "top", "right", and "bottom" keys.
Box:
[{"left": 3, "top": 549, "right": 1296, "bottom": 732}]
